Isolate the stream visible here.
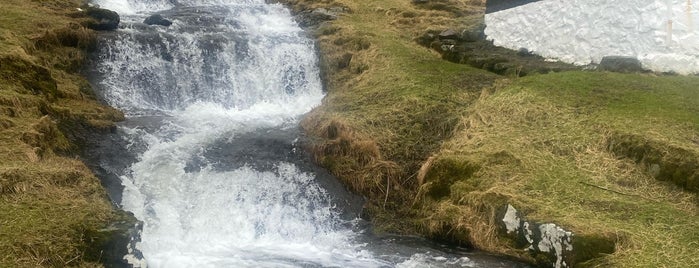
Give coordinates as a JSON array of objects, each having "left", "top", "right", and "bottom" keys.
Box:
[{"left": 86, "top": 0, "right": 527, "bottom": 267}]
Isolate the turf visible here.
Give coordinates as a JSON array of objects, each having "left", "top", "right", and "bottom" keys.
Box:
[
  {"left": 280, "top": 0, "right": 699, "bottom": 266},
  {"left": 0, "top": 0, "right": 125, "bottom": 266}
]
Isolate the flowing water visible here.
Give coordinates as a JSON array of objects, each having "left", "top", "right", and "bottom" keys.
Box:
[{"left": 87, "top": 0, "right": 527, "bottom": 267}]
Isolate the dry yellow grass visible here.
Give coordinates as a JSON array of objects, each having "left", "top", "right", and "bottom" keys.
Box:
[
  {"left": 1, "top": 0, "right": 126, "bottom": 266},
  {"left": 281, "top": 0, "right": 699, "bottom": 266}
]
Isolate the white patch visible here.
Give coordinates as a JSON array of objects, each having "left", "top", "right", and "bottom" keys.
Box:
[
  {"left": 124, "top": 241, "right": 147, "bottom": 268},
  {"left": 523, "top": 221, "right": 535, "bottom": 250},
  {"left": 502, "top": 204, "right": 521, "bottom": 233},
  {"left": 537, "top": 224, "right": 574, "bottom": 268},
  {"left": 485, "top": 0, "right": 699, "bottom": 74}
]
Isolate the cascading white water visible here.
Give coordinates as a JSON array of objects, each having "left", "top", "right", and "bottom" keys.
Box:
[
  {"left": 90, "top": 0, "right": 521, "bottom": 267},
  {"left": 92, "top": 0, "right": 382, "bottom": 266}
]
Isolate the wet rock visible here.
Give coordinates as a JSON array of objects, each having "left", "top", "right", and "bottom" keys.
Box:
[
  {"left": 598, "top": 56, "right": 643, "bottom": 73},
  {"left": 144, "top": 14, "right": 173, "bottom": 27},
  {"left": 85, "top": 7, "right": 120, "bottom": 31},
  {"left": 83, "top": 210, "right": 141, "bottom": 267}
]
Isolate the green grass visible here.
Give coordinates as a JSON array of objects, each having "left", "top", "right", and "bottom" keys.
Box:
[
  {"left": 430, "top": 71, "right": 699, "bottom": 266},
  {"left": 281, "top": 0, "right": 699, "bottom": 266}
]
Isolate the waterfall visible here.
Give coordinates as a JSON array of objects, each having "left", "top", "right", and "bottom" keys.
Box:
[{"left": 89, "top": 0, "right": 521, "bottom": 267}]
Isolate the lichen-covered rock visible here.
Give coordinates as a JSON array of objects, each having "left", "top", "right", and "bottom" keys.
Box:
[{"left": 498, "top": 204, "right": 615, "bottom": 268}]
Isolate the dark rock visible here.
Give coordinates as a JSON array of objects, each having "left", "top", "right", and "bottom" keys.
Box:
[
  {"left": 498, "top": 204, "right": 616, "bottom": 268},
  {"left": 144, "top": 14, "right": 173, "bottom": 27},
  {"left": 412, "top": 0, "right": 430, "bottom": 3},
  {"left": 438, "top": 29, "right": 460, "bottom": 40},
  {"left": 296, "top": 7, "right": 348, "bottom": 27},
  {"left": 83, "top": 210, "right": 141, "bottom": 267},
  {"left": 416, "top": 32, "right": 437, "bottom": 46},
  {"left": 460, "top": 25, "right": 485, "bottom": 42},
  {"left": 517, "top": 48, "right": 533, "bottom": 57},
  {"left": 85, "top": 7, "right": 120, "bottom": 31},
  {"left": 598, "top": 56, "right": 643, "bottom": 73}
]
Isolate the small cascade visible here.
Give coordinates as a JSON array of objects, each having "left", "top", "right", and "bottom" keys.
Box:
[{"left": 89, "top": 0, "right": 525, "bottom": 267}]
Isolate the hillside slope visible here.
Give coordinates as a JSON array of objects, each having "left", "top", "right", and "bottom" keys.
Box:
[
  {"left": 279, "top": 0, "right": 699, "bottom": 267},
  {"left": 0, "top": 0, "right": 129, "bottom": 266}
]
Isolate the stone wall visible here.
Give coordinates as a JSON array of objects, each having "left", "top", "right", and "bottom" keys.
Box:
[{"left": 485, "top": 0, "right": 699, "bottom": 74}]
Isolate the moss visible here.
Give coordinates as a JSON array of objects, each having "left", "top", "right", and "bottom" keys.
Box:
[{"left": 423, "top": 156, "right": 480, "bottom": 199}]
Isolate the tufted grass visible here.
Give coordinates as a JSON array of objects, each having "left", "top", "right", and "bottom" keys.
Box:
[
  {"left": 431, "top": 71, "right": 699, "bottom": 266},
  {"left": 1, "top": 0, "right": 125, "bottom": 266},
  {"left": 280, "top": 0, "right": 699, "bottom": 266}
]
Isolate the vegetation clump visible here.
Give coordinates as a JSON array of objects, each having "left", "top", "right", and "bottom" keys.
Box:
[
  {"left": 0, "top": 0, "right": 128, "bottom": 266},
  {"left": 280, "top": 0, "right": 699, "bottom": 266}
]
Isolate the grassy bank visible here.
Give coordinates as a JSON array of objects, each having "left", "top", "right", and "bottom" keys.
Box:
[
  {"left": 280, "top": 0, "right": 699, "bottom": 266},
  {"left": 0, "top": 0, "right": 126, "bottom": 266}
]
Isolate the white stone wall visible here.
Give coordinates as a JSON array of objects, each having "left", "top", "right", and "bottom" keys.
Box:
[{"left": 485, "top": 0, "right": 699, "bottom": 74}]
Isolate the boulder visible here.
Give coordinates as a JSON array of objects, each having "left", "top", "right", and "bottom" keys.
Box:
[
  {"left": 144, "top": 14, "right": 173, "bottom": 27},
  {"left": 296, "top": 7, "right": 348, "bottom": 27},
  {"left": 598, "top": 56, "right": 643, "bottom": 73},
  {"left": 85, "top": 7, "right": 120, "bottom": 31},
  {"left": 460, "top": 25, "right": 485, "bottom": 42},
  {"left": 497, "top": 204, "right": 615, "bottom": 268},
  {"left": 438, "top": 29, "right": 460, "bottom": 40}
]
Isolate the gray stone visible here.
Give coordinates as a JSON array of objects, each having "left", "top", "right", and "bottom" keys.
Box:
[
  {"left": 598, "top": 56, "right": 644, "bottom": 73},
  {"left": 85, "top": 7, "right": 120, "bottom": 31},
  {"left": 297, "top": 6, "right": 347, "bottom": 27},
  {"left": 439, "top": 29, "right": 460, "bottom": 40},
  {"left": 144, "top": 14, "right": 173, "bottom": 27}
]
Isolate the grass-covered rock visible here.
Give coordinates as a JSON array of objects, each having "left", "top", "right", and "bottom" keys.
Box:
[{"left": 279, "top": 0, "right": 699, "bottom": 266}]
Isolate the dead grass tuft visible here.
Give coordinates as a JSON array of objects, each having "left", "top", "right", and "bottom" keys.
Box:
[{"left": 0, "top": 0, "right": 125, "bottom": 266}]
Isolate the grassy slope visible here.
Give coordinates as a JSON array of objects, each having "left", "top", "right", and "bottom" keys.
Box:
[
  {"left": 430, "top": 72, "right": 699, "bottom": 266},
  {"left": 284, "top": 0, "right": 699, "bottom": 266},
  {"left": 0, "top": 0, "right": 124, "bottom": 266}
]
